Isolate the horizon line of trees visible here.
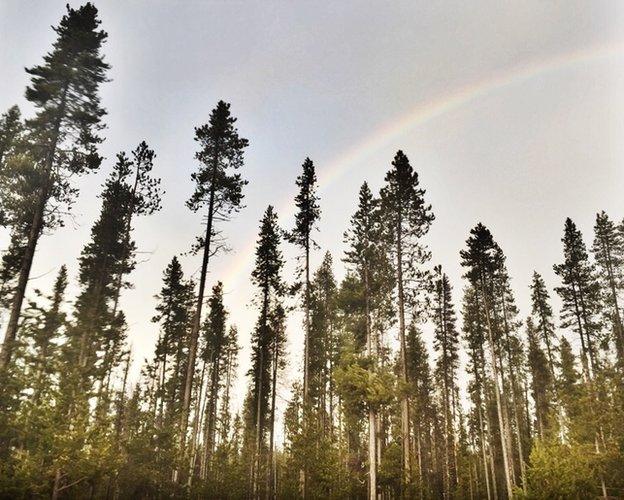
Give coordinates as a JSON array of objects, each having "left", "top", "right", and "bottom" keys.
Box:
[{"left": 0, "top": 4, "right": 623, "bottom": 499}]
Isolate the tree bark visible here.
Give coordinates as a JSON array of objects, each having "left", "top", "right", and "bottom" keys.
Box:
[
  {"left": 478, "top": 277, "right": 514, "bottom": 499},
  {"left": 179, "top": 144, "right": 220, "bottom": 455},
  {"left": 0, "top": 84, "right": 68, "bottom": 371}
]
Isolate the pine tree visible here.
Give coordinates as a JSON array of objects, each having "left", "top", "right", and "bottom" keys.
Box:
[
  {"left": 181, "top": 101, "right": 248, "bottom": 448},
  {"left": 248, "top": 206, "right": 284, "bottom": 498},
  {"left": 110, "top": 141, "right": 162, "bottom": 316},
  {"left": 286, "top": 157, "right": 321, "bottom": 405},
  {"left": 493, "top": 249, "right": 529, "bottom": 491},
  {"left": 592, "top": 211, "right": 624, "bottom": 364},
  {"left": 0, "top": 106, "right": 22, "bottom": 168},
  {"left": 433, "top": 266, "right": 460, "bottom": 498},
  {"left": 343, "top": 182, "right": 393, "bottom": 499},
  {"left": 1, "top": 3, "right": 110, "bottom": 370},
  {"left": 152, "top": 256, "right": 195, "bottom": 425},
  {"left": 24, "top": 265, "right": 68, "bottom": 405},
  {"left": 460, "top": 224, "right": 515, "bottom": 498},
  {"left": 69, "top": 157, "right": 135, "bottom": 391},
  {"left": 309, "top": 252, "right": 339, "bottom": 431},
  {"left": 267, "top": 303, "right": 286, "bottom": 499},
  {"left": 553, "top": 218, "right": 602, "bottom": 378},
  {"left": 406, "top": 324, "right": 437, "bottom": 497},
  {"left": 0, "top": 106, "right": 37, "bottom": 302},
  {"left": 530, "top": 272, "right": 558, "bottom": 377},
  {"left": 380, "top": 150, "right": 434, "bottom": 488},
  {"left": 526, "top": 317, "right": 553, "bottom": 438},
  {"left": 199, "top": 282, "right": 228, "bottom": 480},
  {"left": 462, "top": 285, "right": 496, "bottom": 500}
]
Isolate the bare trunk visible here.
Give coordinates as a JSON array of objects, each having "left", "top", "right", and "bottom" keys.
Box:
[
  {"left": 179, "top": 153, "right": 219, "bottom": 455},
  {"left": 477, "top": 403, "right": 492, "bottom": 500},
  {"left": 364, "top": 267, "right": 377, "bottom": 500},
  {"left": 300, "top": 235, "right": 311, "bottom": 498},
  {"left": 396, "top": 228, "right": 411, "bottom": 491},
  {"left": 267, "top": 323, "right": 279, "bottom": 500},
  {"left": 189, "top": 360, "right": 208, "bottom": 485},
  {"left": 479, "top": 278, "right": 514, "bottom": 499}
]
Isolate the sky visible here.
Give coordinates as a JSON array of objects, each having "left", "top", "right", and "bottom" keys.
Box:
[{"left": 1, "top": 1, "right": 624, "bottom": 418}]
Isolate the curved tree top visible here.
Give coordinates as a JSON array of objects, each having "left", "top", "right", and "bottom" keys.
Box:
[{"left": 25, "top": 2, "right": 110, "bottom": 174}]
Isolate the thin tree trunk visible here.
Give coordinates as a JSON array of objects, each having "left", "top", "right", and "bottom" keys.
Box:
[
  {"left": 179, "top": 148, "right": 219, "bottom": 455},
  {"left": 300, "top": 234, "right": 311, "bottom": 499},
  {"left": 479, "top": 277, "right": 514, "bottom": 499},
  {"left": 189, "top": 360, "right": 208, "bottom": 485},
  {"left": 477, "top": 402, "right": 492, "bottom": 500},
  {"left": 365, "top": 267, "right": 377, "bottom": 500},
  {"left": 267, "top": 321, "right": 279, "bottom": 500},
  {"left": 254, "top": 285, "right": 269, "bottom": 499},
  {"left": 0, "top": 84, "right": 68, "bottom": 371},
  {"left": 396, "top": 226, "right": 411, "bottom": 492}
]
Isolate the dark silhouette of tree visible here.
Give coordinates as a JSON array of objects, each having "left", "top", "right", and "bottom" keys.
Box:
[
  {"left": 286, "top": 157, "right": 321, "bottom": 405},
  {"left": 530, "top": 272, "right": 558, "bottom": 378},
  {"left": 380, "top": 150, "right": 434, "bottom": 489},
  {"left": 553, "top": 218, "right": 602, "bottom": 379},
  {"left": 461, "top": 224, "right": 515, "bottom": 498},
  {"left": 433, "top": 265, "right": 460, "bottom": 498},
  {"left": 1, "top": 3, "right": 110, "bottom": 371},
  {"left": 592, "top": 211, "right": 624, "bottom": 365},
  {"left": 181, "top": 100, "right": 248, "bottom": 450},
  {"left": 248, "top": 206, "right": 284, "bottom": 498},
  {"left": 526, "top": 317, "right": 553, "bottom": 438}
]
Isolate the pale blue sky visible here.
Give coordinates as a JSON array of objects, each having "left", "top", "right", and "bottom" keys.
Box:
[{"left": 1, "top": 1, "right": 623, "bottom": 414}]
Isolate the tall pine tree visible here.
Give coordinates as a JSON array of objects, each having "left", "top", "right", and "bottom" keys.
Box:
[{"left": 1, "top": 3, "right": 110, "bottom": 370}]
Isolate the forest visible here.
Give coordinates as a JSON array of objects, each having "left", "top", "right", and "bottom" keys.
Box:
[{"left": 0, "top": 3, "right": 623, "bottom": 499}]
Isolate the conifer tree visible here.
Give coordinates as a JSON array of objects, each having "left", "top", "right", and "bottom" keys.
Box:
[
  {"left": 248, "top": 206, "right": 284, "bottom": 498},
  {"left": 432, "top": 265, "right": 460, "bottom": 498},
  {"left": 0, "top": 106, "right": 22, "bottom": 169},
  {"left": 181, "top": 101, "right": 248, "bottom": 445},
  {"left": 1, "top": 3, "right": 110, "bottom": 370},
  {"left": 380, "top": 150, "right": 434, "bottom": 487},
  {"left": 309, "top": 252, "right": 339, "bottom": 428},
  {"left": 286, "top": 157, "right": 320, "bottom": 404},
  {"left": 69, "top": 157, "right": 135, "bottom": 389},
  {"left": 0, "top": 106, "right": 37, "bottom": 301},
  {"left": 110, "top": 141, "right": 162, "bottom": 315},
  {"left": 267, "top": 304, "right": 287, "bottom": 498},
  {"left": 461, "top": 224, "right": 515, "bottom": 498},
  {"left": 343, "top": 182, "right": 393, "bottom": 499},
  {"left": 526, "top": 317, "right": 553, "bottom": 438},
  {"left": 462, "top": 285, "right": 496, "bottom": 500},
  {"left": 406, "top": 324, "right": 437, "bottom": 497},
  {"left": 530, "top": 272, "right": 558, "bottom": 377},
  {"left": 199, "top": 281, "right": 228, "bottom": 479},
  {"left": 553, "top": 218, "right": 602, "bottom": 378},
  {"left": 24, "top": 265, "right": 68, "bottom": 405},
  {"left": 592, "top": 211, "right": 624, "bottom": 364},
  {"left": 152, "top": 256, "right": 195, "bottom": 424}
]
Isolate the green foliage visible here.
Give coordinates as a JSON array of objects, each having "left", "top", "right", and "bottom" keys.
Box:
[
  {"left": 335, "top": 351, "right": 395, "bottom": 412},
  {"left": 1, "top": 4, "right": 623, "bottom": 498},
  {"left": 523, "top": 440, "right": 599, "bottom": 499}
]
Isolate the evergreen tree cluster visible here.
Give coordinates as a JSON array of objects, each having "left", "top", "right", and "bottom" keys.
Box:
[{"left": 0, "top": 4, "right": 623, "bottom": 499}]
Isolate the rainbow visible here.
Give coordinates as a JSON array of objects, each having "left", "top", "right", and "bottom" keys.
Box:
[{"left": 222, "top": 42, "right": 624, "bottom": 288}]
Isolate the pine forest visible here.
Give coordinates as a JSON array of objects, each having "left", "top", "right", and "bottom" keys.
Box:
[{"left": 0, "top": 3, "right": 623, "bottom": 499}]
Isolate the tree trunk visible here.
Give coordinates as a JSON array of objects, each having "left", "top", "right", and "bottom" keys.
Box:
[
  {"left": 267, "top": 321, "right": 279, "bottom": 500},
  {"left": 179, "top": 151, "right": 219, "bottom": 454},
  {"left": 396, "top": 226, "right": 411, "bottom": 491},
  {"left": 364, "top": 267, "right": 377, "bottom": 500},
  {"left": 300, "top": 234, "right": 311, "bottom": 498},
  {"left": 479, "top": 278, "right": 514, "bottom": 499},
  {"left": 0, "top": 84, "right": 69, "bottom": 371}
]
